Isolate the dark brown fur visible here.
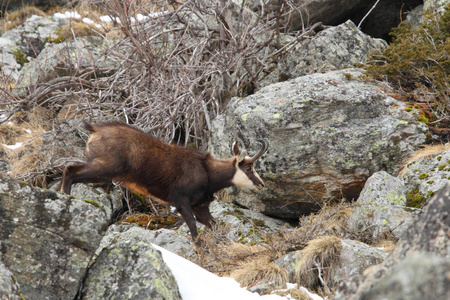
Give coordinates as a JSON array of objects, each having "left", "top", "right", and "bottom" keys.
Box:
[{"left": 61, "top": 121, "right": 267, "bottom": 244}]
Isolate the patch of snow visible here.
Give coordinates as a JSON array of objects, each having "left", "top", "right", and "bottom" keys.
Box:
[
  {"left": 23, "top": 128, "right": 32, "bottom": 134},
  {"left": 54, "top": 11, "right": 81, "bottom": 19},
  {"left": 99, "top": 15, "right": 113, "bottom": 23},
  {"left": 299, "top": 287, "right": 325, "bottom": 300},
  {"left": 136, "top": 14, "right": 149, "bottom": 22},
  {"left": 2, "top": 142, "right": 23, "bottom": 150},
  {"left": 82, "top": 17, "right": 95, "bottom": 25},
  {"left": 153, "top": 244, "right": 289, "bottom": 300}
]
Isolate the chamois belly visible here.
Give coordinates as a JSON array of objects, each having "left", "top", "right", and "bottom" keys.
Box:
[{"left": 121, "top": 181, "right": 170, "bottom": 205}]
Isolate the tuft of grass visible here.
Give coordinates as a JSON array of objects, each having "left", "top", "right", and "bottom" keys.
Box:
[
  {"left": 118, "top": 213, "right": 177, "bottom": 230},
  {"left": 0, "top": 111, "right": 51, "bottom": 187},
  {"left": 229, "top": 255, "right": 288, "bottom": 289},
  {"left": 295, "top": 235, "right": 342, "bottom": 293},
  {"left": 57, "top": 21, "right": 95, "bottom": 41},
  {"left": 1, "top": 5, "right": 46, "bottom": 32}
]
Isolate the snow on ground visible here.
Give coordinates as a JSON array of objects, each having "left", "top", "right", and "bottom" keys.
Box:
[
  {"left": 53, "top": 10, "right": 169, "bottom": 27},
  {"left": 153, "top": 244, "right": 290, "bottom": 300},
  {"left": 2, "top": 142, "right": 23, "bottom": 150},
  {"left": 54, "top": 11, "right": 81, "bottom": 19}
]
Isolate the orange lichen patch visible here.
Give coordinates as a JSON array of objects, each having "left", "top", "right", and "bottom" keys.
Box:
[
  {"left": 118, "top": 214, "right": 177, "bottom": 229},
  {"left": 387, "top": 92, "right": 408, "bottom": 101}
]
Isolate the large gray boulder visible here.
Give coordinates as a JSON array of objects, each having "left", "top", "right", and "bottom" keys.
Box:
[
  {"left": 260, "top": 20, "right": 387, "bottom": 87},
  {"left": 82, "top": 225, "right": 182, "bottom": 300},
  {"left": 348, "top": 171, "right": 417, "bottom": 241},
  {"left": 0, "top": 15, "right": 67, "bottom": 81},
  {"left": 335, "top": 183, "right": 450, "bottom": 299},
  {"left": 210, "top": 68, "right": 427, "bottom": 219},
  {"left": 16, "top": 35, "right": 111, "bottom": 89},
  {"left": 0, "top": 173, "right": 113, "bottom": 300}
]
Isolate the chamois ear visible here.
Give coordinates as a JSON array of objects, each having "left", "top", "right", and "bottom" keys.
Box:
[
  {"left": 238, "top": 150, "right": 247, "bottom": 163},
  {"left": 232, "top": 140, "right": 241, "bottom": 156}
]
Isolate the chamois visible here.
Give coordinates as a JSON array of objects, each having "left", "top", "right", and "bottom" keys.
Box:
[{"left": 61, "top": 121, "right": 268, "bottom": 244}]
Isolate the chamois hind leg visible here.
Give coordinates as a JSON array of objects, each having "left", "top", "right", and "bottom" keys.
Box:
[
  {"left": 192, "top": 203, "right": 215, "bottom": 229},
  {"left": 61, "top": 161, "right": 121, "bottom": 194}
]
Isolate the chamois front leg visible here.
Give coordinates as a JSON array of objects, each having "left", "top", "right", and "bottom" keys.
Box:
[
  {"left": 192, "top": 202, "right": 215, "bottom": 229},
  {"left": 175, "top": 197, "right": 200, "bottom": 245}
]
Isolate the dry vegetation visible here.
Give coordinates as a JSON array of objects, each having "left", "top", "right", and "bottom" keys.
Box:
[
  {"left": 184, "top": 200, "right": 364, "bottom": 298},
  {"left": 0, "top": 0, "right": 321, "bottom": 186}
]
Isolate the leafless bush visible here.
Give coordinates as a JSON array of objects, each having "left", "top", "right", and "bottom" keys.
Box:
[{"left": 1, "top": 0, "right": 318, "bottom": 183}]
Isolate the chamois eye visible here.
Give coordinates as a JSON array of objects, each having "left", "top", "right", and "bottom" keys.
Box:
[{"left": 245, "top": 165, "right": 252, "bottom": 173}]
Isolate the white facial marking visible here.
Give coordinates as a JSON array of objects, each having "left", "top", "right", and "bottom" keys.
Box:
[
  {"left": 231, "top": 168, "right": 254, "bottom": 188},
  {"left": 231, "top": 156, "right": 260, "bottom": 188}
]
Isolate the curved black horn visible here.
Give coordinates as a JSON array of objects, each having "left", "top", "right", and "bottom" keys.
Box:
[{"left": 249, "top": 138, "right": 269, "bottom": 162}]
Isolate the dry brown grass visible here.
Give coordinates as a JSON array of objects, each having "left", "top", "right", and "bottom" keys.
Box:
[
  {"left": 1, "top": 5, "right": 46, "bottom": 32},
  {"left": 374, "top": 239, "right": 396, "bottom": 252},
  {"left": 295, "top": 236, "right": 342, "bottom": 293},
  {"left": 57, "top": 21, "right": 103, "bottom": 41},
  {"left": 0, "top": 111, "right": 51, "bottom": 186},
  {"left": 230, "top": 254, "right": 288, "bottom": 288}
]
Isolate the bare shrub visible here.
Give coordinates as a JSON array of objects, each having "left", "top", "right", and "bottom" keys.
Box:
[{"left": 1, "top": 0, "right": 319, "bottom": 184}]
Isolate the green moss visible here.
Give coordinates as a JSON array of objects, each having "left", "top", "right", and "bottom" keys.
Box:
[
  {"left": 437, "top": 156, "right": 442, "bottom": 161},
  {"left": 12, "top": 49, "right": 29, "bottom": 66},
  {"left": 406, "top": 188, "right": 427, "bottom": 208},
  {"left": 252, "top": 219, "right": 265, "bottom": 227},
  {"left": 438, "top": 164, "right": 447, "bottom": 170},
  {"left": 84, "top": 199, "right": 100, "bottom": 207},
  {"left": 45, "top": 34, "right": 64, "bottom": 44},
  {"left": 417, "top": 115, "right": 429, "bottom": 124},
  {"left": 427, "top": 191, "right": 435, "bottom": 197},
  {"left": 427, "top": 180, "right": 435, "bottom": 184},
  {"left": 418, "top": 173, "right": 429, "bottom": 179},
  {"left": 405, "top": 106, "right": 413, "bottom": 112}
]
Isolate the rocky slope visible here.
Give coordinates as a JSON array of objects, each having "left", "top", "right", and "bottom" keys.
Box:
[{"left": 1, "top": 0, "right": 449, "bottom": 299}]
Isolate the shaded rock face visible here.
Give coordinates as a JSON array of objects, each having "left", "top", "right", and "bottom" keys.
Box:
[
  {"left": 0, "top": 173, "right": 113, "bottom": 300},
  {"left": 360, "top": 253, "right": 450, "bottom": 300},
  {"left": 255, "top": 0, "right": 422, "bottom": 41},
  {"left": 82, "top": 225, "right": 182, "bottom": 300},
  {"left": 335, "top": 183, "right": 450, "bottom": 299},
  {"left": 348, "top": 171, "right": 417, "bottom": 241},
  {"left": 1, "top": 1, "right": 69, "bottom": 13},
  {"left": 210, "top": 68, "right": 427, "bottom": 219}
]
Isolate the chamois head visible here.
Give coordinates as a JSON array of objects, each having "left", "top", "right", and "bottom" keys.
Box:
[{"left": 231, "top": 139, "right": 269, "bottom": 189}]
